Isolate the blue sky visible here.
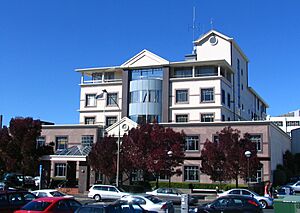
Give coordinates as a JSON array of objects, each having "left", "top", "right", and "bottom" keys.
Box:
[{"left": 0, "top": 0, "right": 299, "bottom": 126}]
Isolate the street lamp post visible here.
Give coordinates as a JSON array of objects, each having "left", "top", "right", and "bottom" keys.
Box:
[
  {"left": 244, "top": 150, "right": 252, "bottom": 188},
  {"left": 167, "top": 150, "right": 173, "bottom": 188},
  {"left": 102, "top": 89, "right": 121, "bottom": 187}
]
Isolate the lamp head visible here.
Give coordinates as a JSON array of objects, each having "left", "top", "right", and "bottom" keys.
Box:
[{"left": 244, "top": 150, "right": 251, "bottom": 158}]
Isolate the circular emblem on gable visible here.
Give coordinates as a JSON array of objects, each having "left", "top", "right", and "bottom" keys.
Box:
[
  {"left": 122, "top": 124, "right": 129, "bottom": 131},
  {"left": 209, "top": 36, "right": 218, "bottom": 46}
]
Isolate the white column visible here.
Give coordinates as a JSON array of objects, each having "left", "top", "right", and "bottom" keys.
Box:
[
  {"left": 218, "top": 66, "right": 221, "bottom": 76},
  {"left": 81, "top": 73, "right": 84, "bottom": 84}
]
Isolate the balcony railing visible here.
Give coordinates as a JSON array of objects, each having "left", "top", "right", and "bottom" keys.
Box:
[{"left": 81, "top": 78, "right": 122, "bottom": 84}]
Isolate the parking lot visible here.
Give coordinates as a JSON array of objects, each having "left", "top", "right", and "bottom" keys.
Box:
[{"left": 74, "top": 195, "right": 275, "bottom": 213}]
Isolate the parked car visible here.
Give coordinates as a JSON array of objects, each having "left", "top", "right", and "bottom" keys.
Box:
[
  {"left": 14, "top": 197, "right": 82, "bottom": 213},
  {"left": 287, "top": 180, "right": 300, "bottom": 192},
  {"left": 146, "top": 187, "right": 198, "bottom": 205},
  {"left": 192, "top": 195, "right": 263, "bottom": 213},
  {"left": 75, "top": 200, "right": 157, "bottom": 213},
  {"left": 88, "top": 184, "right": 130, "bottom": 201},
  {"left": 274, "top": 185, "right": 295, "bottom": 198},
  {"left": 1, "top": 173, "right": 35, "bottom": 188},
  {"left": 0, "top": 190, "right": 36, "bottom": 213},
  {"left": 217, "top": 188, "right": 273, "bottom": 209},
  {"left": 31, "top": 189, "right": 74, "bottom": 198},
  {"left": 120, "top": 194, "right": 174, "bottom": 213},
  {"left": 33, "top": 176, "right": 40, "bottom": 187}
]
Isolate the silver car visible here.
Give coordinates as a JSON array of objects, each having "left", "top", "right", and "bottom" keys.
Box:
[
  {"left": 217, "top": 188, "right": 273, "bottom": 209},
  {"left": 121, "top": 194, "right": 174, "bottom": 213}
]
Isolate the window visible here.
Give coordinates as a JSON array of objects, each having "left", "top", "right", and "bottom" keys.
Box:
[
  {"left": 85, "top": 117, "right": 95, "bottom": 124},
  {"left": 55, "top": 136, "right": 68, "bottom": 150},
  {"left": 158, "top": 172, "right": 169, "bottom": 181},
  {"left": 195, "top": 66, "right": 217, "bottom": 77},
  {"left": 250, "top": 167, "right": 263, "bottom": 183},
  {"left": 173, "top": 67, "right": 192, "bottom": 78},
  {"left": 55, "top": 163, "right": 66, "bottom": 177},
  {"left": 185, "top": 136, "right": 199, "bottom": 151},
  {"left": 201, "top": 113, "right": 214, "bottom": 122},
  {"left": 201, "top": 88, "right": 214, "bottom": 102},
  {"left": 85, "top": 94, "right": 96, "bottom": 107},
  {"left": 272, "top": 121, "right": 283, "bottom": 126},
  {"left": 184, "top": 166, "right": 199, "bottom": 181},
  {"left": 81, "top": 135, "right": 94, "bottom": 147},
  {"left": 227, "top": 93, "right": 231, "bottom": 108},
  {"left": 176, "top": 114, "right": 188, "bottom": 123},
  {"left": 92, "top": 73, "right": 102, "bottom": 81},
  {"left": 36, "top": 136, "right": 45, "bottom": 148},
  {"left": 287, "top": 121, "right": 300, "bottom": 126},
  {"left": 229, "top": 190, "right": 241, "bottom": 195},
  {"left": 131, "top": 68, "right": 163, "bottom": 80},
  {"left": 221, "top": 89, "right": 225, "bottom": 104},
  {"left": 106, "top": 116, "right": 117, "bottom": 126},
  {"left": 106, "top": 93, "right": 118, "bottom": 106},
  {"left": 213, "top": 135, "right": 219, "bottom": 143},
  {"left": 221, "top": 114, "right": 225, "bottom": 121},
  {"left": 104, "top": 72, "right": 115, "bottom": 80},
  {"left": 175, "top": 89, "right": 188, "bottom": 103},
  {"left": 131, "top": 170, "right": 144, "bottom": 182},
  {"left": 130, "top": 90, "right": 160, "bottom": 103},
  {"left": 250, "top": 135, "right": 262, "bottom": 151}
]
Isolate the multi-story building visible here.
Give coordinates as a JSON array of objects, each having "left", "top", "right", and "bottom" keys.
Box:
[
  {"left": 267, "top": 109, "right": 300, "bottom": 136},
  {"left": 76, "top": 30, "right": 268, "bottom": 127},
  {"left": 39, "top": 30, "right": 290, "bottom": 192}
]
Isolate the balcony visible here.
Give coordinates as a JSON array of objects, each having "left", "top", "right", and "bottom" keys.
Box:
[{"left": 81, "top": 78, "right": 122, "bottom": 85}]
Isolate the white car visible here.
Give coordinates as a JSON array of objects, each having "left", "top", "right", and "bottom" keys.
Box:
[
  {"left": 31, "top": 189, "right": 74, "bottom": 198},
  {"left": 217, "top": 188, "right": 273, "bottom": 209},
  {"left": 88, "top": 184, "right": 130, "bottom": 201},
  {"left": 121, "top": 194, "right": 174, "bottom": 213},
  {"left": 287, "top": 181, "right": 300, "bottom": 192}
]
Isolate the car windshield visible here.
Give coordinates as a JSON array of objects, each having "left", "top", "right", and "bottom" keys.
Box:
[
  {"left": 174, "top": 189, "right": 183, "bottom": 194},
  {"left": 50, "top": 191, "right": 66, "bottom": 197},
  {"left": 250, "top": 191, "right": 260, "bottom": 197},
  {"left": 145, "top": 195, "right": 162, "bottom": 204},
  {"left": 21, "top": 201, "right": 52, "bottom": 211},
  {"left": 117, "top": 187, "right": 125, "bottom": 192}
]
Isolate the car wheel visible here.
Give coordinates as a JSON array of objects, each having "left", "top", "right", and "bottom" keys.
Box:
[
  {"left": 259, "top": 200, "right": 267, "bottom": 209},
  {"left": 94, "top": 194, "right": 101, "bottom": 202}
]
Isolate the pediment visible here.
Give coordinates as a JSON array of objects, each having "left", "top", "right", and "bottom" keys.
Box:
[
  {"left": 105, "top": 117, "right": 138, "bottom": 137},
  {"left": 194, "top": 30, "right": 232, "bottom": 45},
  {"left": 121, "top": 49, "right": 169, "bottom": 68}
]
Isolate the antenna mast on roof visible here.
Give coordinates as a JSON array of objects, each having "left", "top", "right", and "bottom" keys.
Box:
[
  {"left": 192, "top": 6, "right": 196, "bottom": 41},
  {"left": 210, "top": 18, "right": 214, "bottom": 30},
  {"left": 190, "top": 6, "right": 199, "bottom": 54}
]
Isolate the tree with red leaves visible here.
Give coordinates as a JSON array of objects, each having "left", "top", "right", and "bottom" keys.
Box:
[
  {"left": 0, "top": 117, "right": 53, "bottom": 176},
  {"left": 88, "top": 136, "right": 118, "bottom": 182},
  {"left": 201, "top": 127, "right": 260, "bottom": 187},
  {"left": 122, "top": 123, "right": 185, "bottom": 185}
]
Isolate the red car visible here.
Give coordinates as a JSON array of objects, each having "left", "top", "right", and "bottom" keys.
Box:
[{"left": 14, "top": 197, "right": 82, "bottom": 213}]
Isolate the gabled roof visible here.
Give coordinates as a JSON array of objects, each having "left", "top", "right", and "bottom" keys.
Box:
[
  {"left": 194, "top": 30, "right": 249, "bottom": 62},
  {"left": 121, "top": 49, "right": 169, "bottom": 68},
  {"left": 105, "top": 117, "right": 138, "bottom": 137}
]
